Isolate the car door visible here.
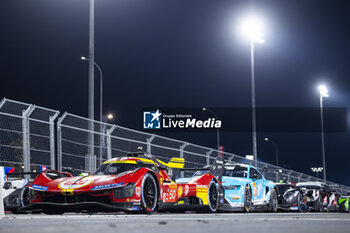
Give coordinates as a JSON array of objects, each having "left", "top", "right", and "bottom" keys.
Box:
[{"left": 249, "top": 167, "right": 265, "bottom": 202}]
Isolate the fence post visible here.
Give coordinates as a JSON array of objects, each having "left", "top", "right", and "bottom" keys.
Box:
[
  {"left": 22, "top": 105, "right": 35, "bottom": 180},
  {"left": 0, "top": 98, "right": 6, "bottom": 109},
  {"left": 146, "top": 134, "right": 156, "bottom": 154},
  {"left": 206, "top": 150, "right": 213, "bottom": 166},
  {"left": 179, "top": 143, "right": 188, "bottom": 178},
  {"left": 0, "top": 166, "right": 4, "bottom": 217},
  {"left": 298, "top": 174, "right": 303, "bottom": 182},
  {"left": 56, "top": 112, "right": 68, "bottom": 172},
  {"left": 49, "top": 111, "right": 60, "bottom": 170},
  {"left": 286, "top": 171, "right": 292, "bottom": 182},
  {"left": 106, "top": 125, "right": 117, "bottom": 160}
]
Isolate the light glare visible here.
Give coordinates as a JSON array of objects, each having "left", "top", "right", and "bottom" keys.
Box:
[
  {"left": 107, "top": 113, "right": 114, "bottom": 120},
  {"left": 318, "top": 85, "right": 329, "bottom": 98},
  {"left": 239, "top": 15, "right": 265, "bottom": 44}
]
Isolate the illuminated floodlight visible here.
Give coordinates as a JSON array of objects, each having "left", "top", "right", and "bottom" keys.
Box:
[
  {"left": 107, "top": 113, "right": 114, "bottom": 120},
  {"left": 246, "top": 155, "right": 254, "bottom": 160},
  {"left": 318, "top": 85, "right": 329, "bottom": 98},
  {"left": 311, "top": 167, "right": 323, "bottom": 172},
  {"left": 239, "top": 15, "right": 265, "bottom": 44}
]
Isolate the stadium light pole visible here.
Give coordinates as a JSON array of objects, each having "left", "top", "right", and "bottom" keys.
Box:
[
  {"left": 82, "top": 56, "right": 103, "bottom": 167},
  {"left": 87, "top": 0, "right": 95, "bottom": 172},
  {"left": 202, "top": 107, "right": 220, "bottom": 152},
  {"left": 81, "top": 57, "right": 103, "bottom": 124},
  {"left": 264, "top": 137, "right": 279, "bottom": 167},
  {"left": 99, "top": 113, "right": 114, "bottom": 166},
  {"left": 239, "top": 15, "right": 265, "bottom": 167},
  {"left": 265, "top": 137, "right": 279, "bottom": 182},
  {"left": 318, "top": 85, "right": 329, "bottom": 181}
]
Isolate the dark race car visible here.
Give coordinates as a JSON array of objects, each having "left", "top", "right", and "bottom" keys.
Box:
[
  {"left": 2, "top": 178, "right": 31, "bottom": 214},
  {"left": 326, "top": 185, "right": 340, "bottom": 212},
  {"left": 296, "top": 182, "right": 338, "bottom": 212},
  {"left": 22, "top": 150, "right": 223, "bottom": 214},
  {"left": 275, "top": 183, "right": 307, "bottom": 212}
]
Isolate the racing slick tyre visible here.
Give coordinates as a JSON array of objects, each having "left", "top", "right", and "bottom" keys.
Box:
[
  {"left": 243, "top": 185, "right": 252, "bottom": 213},
  {"left": 196, "top": 180, "right": 219, "bottom": 213},
  {"left": 268, "top": 188, "right": 278, "bottom": 213},
  {"left": 140, "top": 173, "right": 158, "bottom": 214},
  {"left": 10, "top": 187, "right": 31, "bottom": 214},
  {"left": 314, "top": 198, "right": 323, "bottom": 212},
  {"left": 297, "top": 192, "right": 306, "bottom": 213}
]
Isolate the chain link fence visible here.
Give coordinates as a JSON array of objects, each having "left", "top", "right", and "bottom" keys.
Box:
[
  {"left": 0, "top": 98, "right": 59, "bottom": 179},
  {"left": 1, "top": 97, "right": 349, "bottom": 194}
]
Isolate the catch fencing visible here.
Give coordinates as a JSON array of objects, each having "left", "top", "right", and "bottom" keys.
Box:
[
  {"left": 0, "top": 97, "right": 349, "bottom": 194},
  {"left": 0, "top": 98, "right": 59, "bottom": 179}
]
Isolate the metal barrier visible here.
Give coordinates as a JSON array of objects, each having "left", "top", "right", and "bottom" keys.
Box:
[
  {"left": 0, "top": 98, "right": 349, "bottom": 194},
  {"left": 0, "top": 98, "right": 59, "bottom": 179}
]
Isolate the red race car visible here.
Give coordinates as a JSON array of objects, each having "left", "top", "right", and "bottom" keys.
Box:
[{"left": 23, "top": 149, "right": 222, "bottom": 214}]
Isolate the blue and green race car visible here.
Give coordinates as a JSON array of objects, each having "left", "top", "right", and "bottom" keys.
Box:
[{"left": 177, "top": 163, "right": 278, "bottom": 212}]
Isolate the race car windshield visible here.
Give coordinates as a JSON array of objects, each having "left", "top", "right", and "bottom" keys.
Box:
[
  {"left": 223, "top": 167, "right": 247, "bottom": 178},
  {"left": 95, "top": 163, "right": 138, "bottom": 175}
]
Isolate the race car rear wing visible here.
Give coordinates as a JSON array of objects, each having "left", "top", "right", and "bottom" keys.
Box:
[{"left": 209, "top": 153, "right": 224, "bottom": 182}]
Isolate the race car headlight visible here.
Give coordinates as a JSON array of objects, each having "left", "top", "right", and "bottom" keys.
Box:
[
  {"left": 113, "top": 183, "right": 136, "bottom": 199},
  {"left": 223, "top": 185, "right": 241, "bottom": 190}
]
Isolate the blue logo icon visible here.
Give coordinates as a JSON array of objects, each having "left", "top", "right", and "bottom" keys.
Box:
[
  {"left": 31, "top": 184, "right": 49, "bottom": 191},
  {"left": 143, "top": 109, "right": 162, "bottom": 129}
]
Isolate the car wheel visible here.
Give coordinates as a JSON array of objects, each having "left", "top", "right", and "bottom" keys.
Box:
[
  {"left": 317, "top": 198, "right": 323, "bottom": 212},
  {"left": 195, "top": 180, "right": 219, "bottom": 213},
  {"left": 141, "top": 173, "right": 158, "bottom": 214},
  {"left": 21, "top": 187, "right": 31, "bottom": 208},
  {"left": 243, "top": 186, "right": 252, "bottom": 213},
  {"left": 10, "top": 187, "right": 31, "bottom": 214},
  {"left": 268, "top": 188, "right": 278, "bottom": 213},
  {"left": 207, "top": 181, "right": 219, "bottom": 213},
  {"left": 297, "top": 193, "right": 306, "bottom": 213}
]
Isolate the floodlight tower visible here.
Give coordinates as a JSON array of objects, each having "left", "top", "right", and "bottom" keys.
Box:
[
  {"left": 239, "top": 15, "right": 265, "bottom": 167},
  {"left": 318, "top": 85, "right": 329, "bottom": 181}
]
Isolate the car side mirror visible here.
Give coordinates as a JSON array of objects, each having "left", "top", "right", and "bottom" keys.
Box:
[
  {"left": 252, "top": 174, "right": 259, "bottom": 180},
  {"left": 3, "top": 182, "right": 12, "bottom": 190}
]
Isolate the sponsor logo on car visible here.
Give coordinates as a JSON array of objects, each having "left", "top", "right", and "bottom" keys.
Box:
[
  {"left": 58, "top": 176, "right": 94, "bottom": 190},
  {"left": 91, "top": 182, "right": 125, "bottom": 190},
  {"left": 178, "top": 186, "right": 183, "bottom": 198},
  {"left": 184, "top": 185, "right": 189, "bottom": 196},
  {"left": 31, "top": 184, "right": 49, "bottom": 191},
  {"left": 229, "top": 196, "right": 241, "bottom": 200}
]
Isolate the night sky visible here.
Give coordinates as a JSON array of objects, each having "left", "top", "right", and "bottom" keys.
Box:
[{"left": 1, "top": 0, "right": 350, "bottom": 185}]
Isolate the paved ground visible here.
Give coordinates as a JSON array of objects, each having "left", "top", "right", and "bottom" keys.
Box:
[{"left": 1, "top": 212, "right": 349, "bottom": 233}]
